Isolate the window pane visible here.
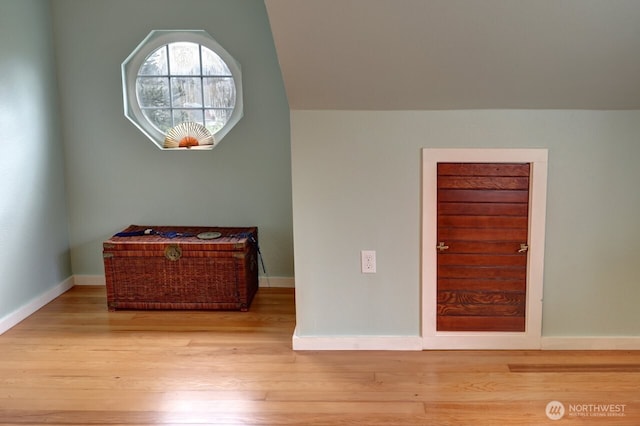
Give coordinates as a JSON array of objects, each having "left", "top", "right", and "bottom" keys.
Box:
[
  {"left": 168, "top": 42, "right": 200, "bottom": 76},
  {"left": 203, "top": 77, "right": 236, "bottom": 108},
  {"left": 205, "top": 109, "right": 232, "bottom": 134},
  {"left": 142, "top": 108, "right": 172, "bottom": 133},
  {"left": 139, "top": 47, "right": 167, "bottom": 75},
  {"left": 125, "top": 31, "right": 242, "bottom": 147},
  {"left": 173, "top": 109, "right": 204, "bottom": 125},
  {"left": 202, "top": 47, "right": 231, "bottom": 76},
  {"left": 171, "top": 77, "right": 202, "bottom": 108},
  {"left": 136, "top": 77, "right": 170, "bottom": 108}
]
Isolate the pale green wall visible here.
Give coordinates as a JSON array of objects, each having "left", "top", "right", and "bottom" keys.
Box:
[
  {"left": 0, "top": 0, "right": 71, "bottom": 319},
  {"left": 51, "top": 0, "right": 293, "bottom": 278},
  {"left": 3, "top": 0, "right": 637, "bottom": 342},
  {"left": 291, "top": 110, "right": 640, "bottom": 337}
]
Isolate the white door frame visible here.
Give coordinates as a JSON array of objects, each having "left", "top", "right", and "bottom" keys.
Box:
[{"left": 422, "top": 148, "right": 548, "bottom": 349}]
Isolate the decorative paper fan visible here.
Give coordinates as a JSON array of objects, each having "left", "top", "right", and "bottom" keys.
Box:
[{"left": 164, "top": 122, "right": 215, "bottom": 149}]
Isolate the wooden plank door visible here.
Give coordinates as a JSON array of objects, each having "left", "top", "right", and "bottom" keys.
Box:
[{"left": 436, "top": 163, "right": 530, "bottom": 332}]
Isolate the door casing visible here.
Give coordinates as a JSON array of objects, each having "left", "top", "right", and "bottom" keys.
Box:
[{"left": 422, "top": 149, "right": 548, "bottom": 349}]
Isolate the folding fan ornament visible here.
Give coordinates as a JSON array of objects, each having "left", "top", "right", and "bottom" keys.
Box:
[{"left": 164, "top": 122, "right": 215, "bottom": 148}]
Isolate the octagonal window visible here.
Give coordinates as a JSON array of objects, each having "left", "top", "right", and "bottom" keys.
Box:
[{"left": 122, "top": 30, "right": 243, "bottom": 150}]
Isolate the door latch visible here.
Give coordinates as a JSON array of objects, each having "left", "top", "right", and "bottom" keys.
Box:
[
  {"left": 518, "top": 243, "right": 529, "bottom": 253},
  {"left": 436, "top": 242, "right": 449, "bottom": 252}
]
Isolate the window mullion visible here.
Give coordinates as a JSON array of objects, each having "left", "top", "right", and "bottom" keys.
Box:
[
  {"left": 199, "top": 45, "right": 206, "bottom": 128},
  {"left": 166, "top": 45, "right": 174, "bottom": 127}
]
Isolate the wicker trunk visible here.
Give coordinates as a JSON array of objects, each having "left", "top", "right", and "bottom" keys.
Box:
[{"left": 103, "top": 225, "right": 259, "bottom": 311}]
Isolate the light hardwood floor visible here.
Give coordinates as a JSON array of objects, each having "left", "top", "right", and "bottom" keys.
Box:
[{"left": 1, "top": 286, "right": 639, "bottom": 425}]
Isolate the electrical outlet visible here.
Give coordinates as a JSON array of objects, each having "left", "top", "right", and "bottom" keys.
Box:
[{"left": 361, "top": 250, "right": 376, "bottom": 273}]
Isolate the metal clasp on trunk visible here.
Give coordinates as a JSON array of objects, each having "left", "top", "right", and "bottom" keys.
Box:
[{"left": 164, "top": 245, "right": 182, "bottom": 261}]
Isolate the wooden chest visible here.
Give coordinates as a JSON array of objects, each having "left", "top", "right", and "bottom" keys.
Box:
[{"left": 103, "top": 225, "right": 259, "bottom": 311}]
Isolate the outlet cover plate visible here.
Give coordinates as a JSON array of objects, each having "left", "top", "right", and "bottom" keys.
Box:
[{"left": 361, "top": 250, "right": 376, "bottom": 273}]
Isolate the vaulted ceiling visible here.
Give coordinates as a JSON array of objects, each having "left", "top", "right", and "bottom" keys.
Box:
[{"left": 264, "top": 0, "right": 640, "bottom": 110}]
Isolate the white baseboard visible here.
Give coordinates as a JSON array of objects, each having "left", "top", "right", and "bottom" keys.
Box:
[
  {"left": 73, "top": 274, "right": 294, "bottom": 288},
  {"left": 0, "top": 277, "right": 74, "bottom": 335},
  {"left": 259, "top": 276, "right": 294, "bottom": 288},
  {"left": 73, "top": 274, "right": 105, "bottom": 285},
  {"left": 292, "top": 328, "right": 640, "bottom": 351},
  {"left": 423, "top": 334, "right": 541, "bottom": 350},
  {"left": 541, "top": 337, "right": 640, "bottom": 350},
  {"left": 292, "top": 327, "right": 423, "bottom": 351}
]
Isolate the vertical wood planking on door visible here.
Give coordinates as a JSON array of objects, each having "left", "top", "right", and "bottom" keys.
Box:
[{"left": 437, "top": 163, "right": 530, "bottom": 332}]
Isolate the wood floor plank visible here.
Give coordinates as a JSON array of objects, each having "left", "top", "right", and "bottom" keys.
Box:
[
  {"left": 509, "top": 363, "right": 640, "bottom": 372},
  {"left": 1, "top": 286, "right": 639, "bottom": 425}
]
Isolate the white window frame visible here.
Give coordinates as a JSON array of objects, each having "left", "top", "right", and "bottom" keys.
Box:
[{"left": 122, "top": 30, "right": 243, "bottom": 150}]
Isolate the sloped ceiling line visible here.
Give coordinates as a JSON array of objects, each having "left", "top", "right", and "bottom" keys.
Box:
[{"left": 265, "top": 0, "right": 640, "bottom": 110}]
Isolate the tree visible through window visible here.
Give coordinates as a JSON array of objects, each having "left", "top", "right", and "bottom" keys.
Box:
[{"left": 122, "top": 30, "right": 243, "bottom": 150}]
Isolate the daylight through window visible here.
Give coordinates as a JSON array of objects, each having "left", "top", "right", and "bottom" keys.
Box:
[{"left": 122, "top": 30, "right": 243, "bottom": 150}]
